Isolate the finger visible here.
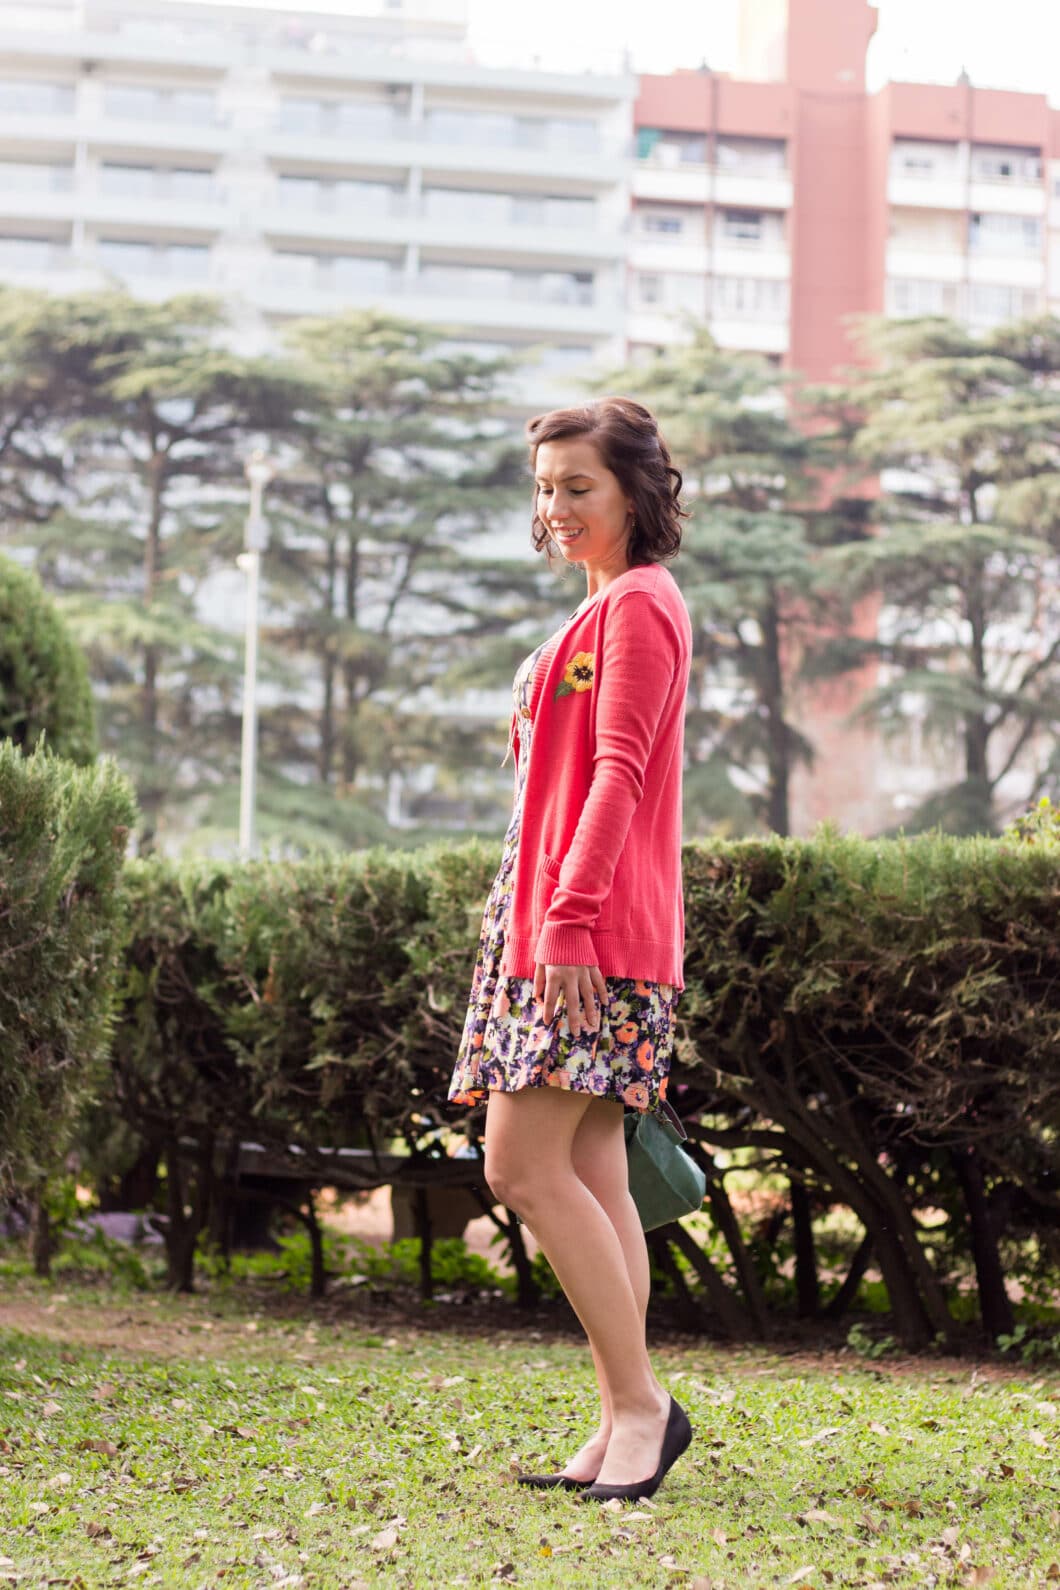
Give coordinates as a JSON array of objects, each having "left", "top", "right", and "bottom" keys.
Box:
[
  {"left": 533, "top": 963, "right": 545, "bottom": 1004},
  {"left": 565, "top": 975, "right": 583, "bottom": 1038},
  {"left": 590, "top": 966, "right": 609, "bottom": 1006},
  {"left": 542, "top": 972, "right": 561, "bottom": 1025},
  {"left": 581, "top": 972, "right": 600, "bottom": 1031}
]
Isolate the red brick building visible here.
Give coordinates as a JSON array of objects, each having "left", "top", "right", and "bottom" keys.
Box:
[{"left": 632, "top": 0, "right": 1059, "bottom": 832}]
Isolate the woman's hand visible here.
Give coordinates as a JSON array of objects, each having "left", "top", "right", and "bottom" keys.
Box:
[{"left": 534, "top": 961, "right": 609, "bottom": 1039}]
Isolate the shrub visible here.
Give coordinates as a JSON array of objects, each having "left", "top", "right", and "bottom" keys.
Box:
[
  {"left": 0, "top": 744, "right": 135, "bottom": 1219},
  {"left": 0, "top": 555, "right": 96, "bottom": 764}
]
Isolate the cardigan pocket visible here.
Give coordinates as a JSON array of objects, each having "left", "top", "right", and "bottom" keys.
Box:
[{"left": 534, "top": 851, "right": 613, "bottom": 936}]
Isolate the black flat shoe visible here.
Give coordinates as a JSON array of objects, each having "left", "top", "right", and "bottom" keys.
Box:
[
  {"left": 516, "top": 1471, "right": 594, "bottom": 1491},
  {"left": 579, "top": 1395, "right": 692, "bottom": 1503}
]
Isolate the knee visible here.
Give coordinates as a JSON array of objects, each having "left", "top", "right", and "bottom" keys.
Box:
[{"left": 483, "top": 1154, "right": 528, "bottom": 1215}]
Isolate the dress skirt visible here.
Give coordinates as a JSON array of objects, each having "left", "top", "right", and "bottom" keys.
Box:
[{"left": 447, "top": 620, "right": 679, "bottom": 1116}]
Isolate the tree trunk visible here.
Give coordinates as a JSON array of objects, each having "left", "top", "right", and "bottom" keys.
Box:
[
  {"left": 163, "top": 1134, "right": 213, "bottom": 1292},
  {"left": 648, "top": 1228, "right": 708, "bottom": 1331},
  {"left": 28, "top": 1181, "right": 51, "bottom": 1278},
  {"left": 341, "top": 534, "right": 360, "bottom": 786},
  {"left": 413, "top": 1185, "right": 433, "bottom": 1301},
  {"left": 761, "top": 587, "right": 791, "bottom": 836},
  {"left": 666, "top": 1220, "right": 758, "bottom": 1338},
  {"left": 140, "top": 450, "right": 166, "bottom": 851},
  {"left": 951, "top": 1144, "right": 1015, "bottom": 1341},
  {"left": 466, "top": 1184, "right": 539, "bottom": 1309},
  {"left": 319, "top": 531, "right": 337, "bottom": 783},
  {"left": 687, "top": 1141, "right": 769, "bottom": 1334},
  {"left": 790, "top": 1175, "right": 819, "bottom": 1318},
  {"left": 823, "top": 1230, "right": 873, "bottom": 1321}
]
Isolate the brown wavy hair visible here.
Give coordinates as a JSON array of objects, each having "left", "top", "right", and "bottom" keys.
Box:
[{"left": 525, "top": 395, "right": 686, "bottom": 566}]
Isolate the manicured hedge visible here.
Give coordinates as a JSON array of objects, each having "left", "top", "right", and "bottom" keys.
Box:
[
  {"left": 0, "top": 743, "right": 135, "bottom": 1201},
  {"left": 78, "top": 829, "right": 1060, "bottom": 1342}
]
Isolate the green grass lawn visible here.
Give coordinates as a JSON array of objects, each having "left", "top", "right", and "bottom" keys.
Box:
[{"left": 0, "top": 1279, "right": 1058, "bottom": 1589}]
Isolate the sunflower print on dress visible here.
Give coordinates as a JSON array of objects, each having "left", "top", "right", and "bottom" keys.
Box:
[{"left": 554, "top": 650, "right": 594, "bottom": 700}]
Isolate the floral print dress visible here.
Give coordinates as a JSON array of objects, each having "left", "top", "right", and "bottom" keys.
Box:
[{"left": 447, "top": 609, "right": 679, "bottom": 1115}]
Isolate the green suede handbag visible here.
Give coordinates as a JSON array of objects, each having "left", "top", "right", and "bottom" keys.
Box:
[{"left": 624, "top": 1099, "right": 707, "bottom": 1231}]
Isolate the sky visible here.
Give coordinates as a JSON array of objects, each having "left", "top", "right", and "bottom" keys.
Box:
[
  {"left": 220, "top": 0, "right": 1060, "bottom": 104},
  {"left": 466, "top": 0, "right": 1060, "bottom": 100}
]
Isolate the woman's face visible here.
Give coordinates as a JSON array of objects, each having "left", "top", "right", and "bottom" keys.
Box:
[{"left": 534, "top": 437, "right": 634, "bottom": 577}]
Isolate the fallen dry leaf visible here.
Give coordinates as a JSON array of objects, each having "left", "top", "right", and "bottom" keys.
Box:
[
  {"left": 41, "top": 1400, "right": 61, "bottom": 1418},
  {"left": 372, "top": 1525, "right": 399, "bottom": 1551},
  {"left": 797, "top": 1426, "right": 842, "bottom": 1448},
  {"left": 78, "top": 1438, "right": 118, "bottom": 1457},
  {"left": 799, "top": 1509, "right": 841, "bottom": 1528}
]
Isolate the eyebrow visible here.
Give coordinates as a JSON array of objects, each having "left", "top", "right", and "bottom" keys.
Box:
[{"left": 534, "top": 472, "right": 597, "bottom": 483}]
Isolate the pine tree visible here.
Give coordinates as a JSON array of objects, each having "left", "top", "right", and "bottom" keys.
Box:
[
  {"left": 0, "top": 289, "right": 299, "bottom": 849},
  {"left": 255, "top": 309, "right": 549, "bottom": 841},
  {"left": 810, "top": 314, "right": 1060, "bottom": 833},
  {"left": 596, "top": 328, "right": 856, "bottom": 836}
]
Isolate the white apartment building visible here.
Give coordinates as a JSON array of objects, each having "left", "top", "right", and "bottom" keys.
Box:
[{"left": 0, "top": 0, "right": 635, "bottom": 408}]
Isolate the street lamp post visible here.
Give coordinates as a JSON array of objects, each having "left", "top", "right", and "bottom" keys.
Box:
[{"left": 238, "top": 448, "right": 274, "bottom": 859}]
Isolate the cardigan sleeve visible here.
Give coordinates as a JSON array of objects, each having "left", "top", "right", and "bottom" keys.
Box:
[{"left": 533, "top": 590, "right": 682, "bottom": 968}]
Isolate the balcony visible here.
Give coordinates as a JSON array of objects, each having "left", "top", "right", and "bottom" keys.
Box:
[
  {"left": 885, "top": 242, "right": 965, "bottom": 283},
  {"left": 266, "top": 183, "right": 621, "bottom": 262},
  {"left": 633, "top": 158, "right": 792, "bottom": 210},
  {"left": 968, "top": 176, "right": 1045, "bottom": 218},
  {"left": 967, "top": 251, "right": 1044, "bottom": 289},
  {"left": 627, "top": 307, "right": 788, "bottom": 355},
  {"left": 887, "top": 167, "right": 966, "bottom": 211},
  {"left": 256, "top": 260, "right": 622, "bottom": 335},
  {"left": 712, "top": 234, "right": 790, "bottom": 281},
  {"left": 264, "top": 109, "right": 626, "bottom": 185}
]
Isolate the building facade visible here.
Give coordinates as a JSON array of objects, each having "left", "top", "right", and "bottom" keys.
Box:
[
  {"left": 633, "top": 0, "right": 1060, "bottom": 834},
  {"left": 0, "top": 0, "right": 634, "bottom": 411}
]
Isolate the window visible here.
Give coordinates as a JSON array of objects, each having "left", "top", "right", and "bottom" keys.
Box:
[
  {"left": 891, "top": 140, "right": 958, "bottom": 180},
  {"left": 721, "top": 209, "right": 763, "bottom": 243},
  {"left": 967, "top": 283, "right": 1041, "bottom": 324},
  {"left": 0, "top": 160, "right": 72, "bottom": 192},
  {"left": 0, "top": 235, "right": 63, "bottom": 268},
  {"left": 972, "top": 146, "right": 1042, "bottom": 184},
  {"left": 970, "top": 213, "right": 1042, "bottom": 255},
  {"left": 0, "top": 79, "right": 74, "bottom": 115},
  {"left": 170, "top": 169, "right": 214, "bottom": 201},
  {"left": 98, "top": 238, "right": 155, "bottom": 275},
  {"left": 716, "top": 138, "right": 786, "bottom": 175},
  {"left": 275, "top": 97, "right": 393, "bottom": 138},
  {"left": 330, "top": 254, "right": 393, "bottom": 290},
  {"left": 637, "top": 128, "right": 707, "bottom": 165},
  {"left": 272, "top": 250, "right": 319, "bottom": 287},
  {"left": 888, "top": 278, "right": 953, "bottom": 317},
  {"left": 100, "top": 164, "right": 155, "bottom": 198},
  {"left": 98, "top": 238, "right": 209, "bottom": 278},
  {"left": 638, "top": 206, "right": 690, "bottom": 238},
  {"left": 713, "top": 275, "right": 787, "bottom": 319},
  {"left": 166, "top": 243, "right": 210, "bottom": 280},
  {"left": 103, "top": 85, "right": 218, "bottom": 123},
  {"left": 637, "top": 272, "right": 661, "bottom": 305}
]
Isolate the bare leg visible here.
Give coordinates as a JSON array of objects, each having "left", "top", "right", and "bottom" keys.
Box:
[
  {"left": 485, "top": 1087, "right": 670, "bottom": 1487},
  {"left": 553, "top": 1098, "right": 653, "bottom": 1478}
]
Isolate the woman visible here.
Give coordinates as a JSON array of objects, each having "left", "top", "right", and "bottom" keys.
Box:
[{"left": 448, "top": 396, "right": 694, "bottom": 1503}]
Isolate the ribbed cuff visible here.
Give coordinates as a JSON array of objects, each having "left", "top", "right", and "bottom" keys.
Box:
[{"left": 533, "top": 923, "right": 598, "bottom": 967}]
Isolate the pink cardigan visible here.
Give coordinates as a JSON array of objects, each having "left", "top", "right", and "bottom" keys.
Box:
[{"left": 498, "top": 563, "right": 692, "bottom": 990}]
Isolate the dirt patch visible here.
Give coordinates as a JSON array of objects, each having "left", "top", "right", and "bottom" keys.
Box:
[{"left": 2, "top": 1289, "right": 1054, "bottom": 1391}]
